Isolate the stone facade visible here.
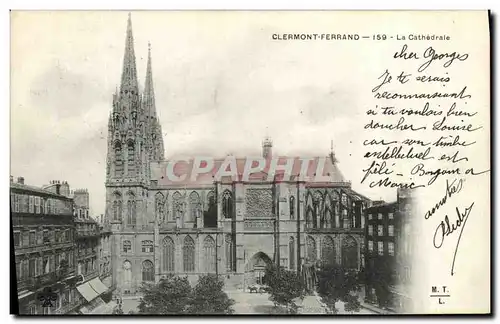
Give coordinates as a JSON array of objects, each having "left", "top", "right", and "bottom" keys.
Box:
[
  {"left": 363, "top": 188, "right": 415, "bottom": 312},
  {"left": 11, "top": 178, "right": 81, "bottom": 315},
  {"left": 105, "top": 15, "right": 370, "bottom": 295}
]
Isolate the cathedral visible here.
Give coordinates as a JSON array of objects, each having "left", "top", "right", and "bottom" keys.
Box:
[{"left": 105, "top": 15, "right": 371, "bottom": 295}]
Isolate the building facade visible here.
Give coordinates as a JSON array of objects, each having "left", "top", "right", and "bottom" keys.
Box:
[
  {"left": 363, "top": 188, "right": 415, "bottom": 312},
  {"left": 105, "top": 15, "right": 371, "bottom": 295},
  {"left": 11, "top": 177, "right": 80, "bottom": 315},
  {"left": 98, "top": 216, "right": 113, "bottom": 290}
]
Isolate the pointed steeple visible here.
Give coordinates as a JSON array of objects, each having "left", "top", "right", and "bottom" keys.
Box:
[
  {"left": 120, "top": 13, "right": 139, "bottom": 96},
  {"left": 143, "top": 42, "right": 165, "bottom": 161},
  {"left": 144, "top": 42, "right": 156, "bottom": 118},
  {"left": 329, "top": 139, "right": 339, "bottom": 164}
]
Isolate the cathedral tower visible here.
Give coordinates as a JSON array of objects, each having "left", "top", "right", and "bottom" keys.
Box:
[{"left": 105, "top": 14, "right": 166, "bottom": 292}]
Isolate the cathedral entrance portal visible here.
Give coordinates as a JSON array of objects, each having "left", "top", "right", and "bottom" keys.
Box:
[{"left": 245, "top": 252, "right": 272, "bottom": 286}]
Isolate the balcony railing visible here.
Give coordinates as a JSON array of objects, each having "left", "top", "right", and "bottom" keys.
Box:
[
  {"left": 18, "top": 268, "right": 76, "bottom": 291},
  {"left": 76, "top": 230, "right": 99, "bottom": 237}
]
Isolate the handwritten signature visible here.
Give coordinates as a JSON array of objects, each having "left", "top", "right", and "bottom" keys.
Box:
[
  {"left": 424, "top": 178, "right": 465, "bottom": 220},
  {"left": 433, "top": 202, "right": 474, "bottom": 276}
]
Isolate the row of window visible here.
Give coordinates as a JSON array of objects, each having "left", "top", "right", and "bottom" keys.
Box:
[
  {"left": 111, "top": 195, "right": 137, "bottom": 224},
  {"left": 367, "top": 212, "right": 394, "bottom": 220},
  {"left": 14, "top": 228, "right": 73, "bottom": 247},
  {"left": 122, "top": 235, "right": 235, "bottom": 274},
  {"left": 77, "top": 246, "right": 97, "bottom": 256},
  {"left": 122, "top": 240, "right": 153, "bottom": 253},
  {"left": 99, "top": 259, "right": 111, "bottom": 276},
  {"left": 16, "top": 251, "right": 74, "bottom": 279},
  {"left": 24, "top": 288, "right": 82, "bottom": 315},
  {"left": 367, "top": 240, "right": 395, "bottom": 256},
  {"left": 368, "top": 224, "right": 395, "bottom": 237},
  {"left": 77, "top": 223, "right": 97, "bottom": 234},
  {"left": 11, "top": 193, "right": 72, "bottom": 215},
  {"left": 122, "top": 260, "right": 154, "bottom": 283},
  {"left": 114, "top": 141, "right": 136, "bottom": 177},
  {"left": 112, "top": 190, "right": 359, "bottom": 226},
  {"left": 306, "top": 207, "right": 362, "bottom": 229},
  {"left": 305, "top": 235, "right": 359, "bottom": 269},
  {"left": 75, "top": 208, "right": 90, "bottom": 219},
  {"left": 77, "top": 258, "right": 97, "bottom": 275}
]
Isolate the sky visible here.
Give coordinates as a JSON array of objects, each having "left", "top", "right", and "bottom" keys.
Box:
[{"left": 10, "top": 11, "right": 403, "bottom": 215}]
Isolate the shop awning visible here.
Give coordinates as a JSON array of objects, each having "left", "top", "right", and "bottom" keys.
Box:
[
  {"left": 88, "top": 277, "right": 109, "bottom": 295},
  {"left": 76, "top": 282, "right": 99, "bottom": 302},
  {"left": 18, "top": 290, "right": 33, "bottom": 300}
]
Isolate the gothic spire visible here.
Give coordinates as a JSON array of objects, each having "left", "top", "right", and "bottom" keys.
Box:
[
  {"left": 120, "top": 13, "right": 139, "bottom": 96},
  {"left": 143, "top": 41, "right": 156, "bottom": 118},
  {"left": 329, "top": 139, "right": 339, "bottom": 164}
]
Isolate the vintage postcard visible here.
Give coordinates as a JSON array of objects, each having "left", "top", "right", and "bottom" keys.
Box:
[{"left": 10, "top": 10, "right": 490, "bottom": 315}]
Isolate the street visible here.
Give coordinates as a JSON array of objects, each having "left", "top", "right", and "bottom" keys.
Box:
[
  {"left": 114, "top": 291, "right": 377, "bottom": 315},
  {"left": 226, "top": 290, "right": 377, "bottom": 315}
]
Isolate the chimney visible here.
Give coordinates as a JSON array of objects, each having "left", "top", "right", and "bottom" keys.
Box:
[
  {"left": 55, "top": 183, "right": 61, "bottom": 195},
  {"left": 10, "top": 176, "right": 13, "bottom": 183},
  {"left": 17, "top": 177, "right": 24, "bottom": 185}
]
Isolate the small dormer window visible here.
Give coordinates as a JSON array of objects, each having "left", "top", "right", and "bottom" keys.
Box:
[
  {"left": 131, "top": 91, "right": 134, "bottom": 95},
  {"left": 124, "top": 90, "right": 128, "bottom": 95}
]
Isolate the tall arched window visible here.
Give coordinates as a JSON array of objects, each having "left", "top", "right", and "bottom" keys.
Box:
[
  {"left": 189, "top": 192, "right": 200, "bottom": 223},
  {"left": 127, "top": 193, "right": 136, "bottom": 225},
  {"left": 183, "top": 236, "right": 195, "bottom": 272},
  {"left": 343, "top": 209, "right": 349, "bottom": 229},
  {"left": 306, "top": 208, "right": 314, "bottom": 229},
  {"left": 203, "top": 236, "right": 216, "bottom": 273},
  {"left": 207, "top": 191, "right": 215, "bottom": 207},
  {"left": 306, "top": 236, "right": 317, "bottom": 262},
  {"left": 204, "top": 191, "right": 217, "bottom": 228},
  {"left": 342, "top": 235, "right": 359, "bottom": 269},
  {"left": 313, "top": 191, "right": 323, "bottom": 229},
  {"left": 142, "top": 260, "right": 154, "bottom": 282},
  {"left": 155, "top": 192, "right": 165, "bottom": 222},
  {"left": 173, "top": 192, "right": 183, "bottom": 225},
  {"left": 306, "top": 193, "right": 314, "bottom": 228},
  {"left": 127, "top": 141, "right": 135, "bottom": 176},
  {"left": 351, "top": 202, "right": 357, "bottom": 228},
  {"left": 162, "top": 237, "right": 175, "bottom": 272},
  {"left": 112, "top": 193, "right": 122, "bottom": 222},
  {"left": 289, "top": 237, "right": 295, "bottom": 270},
  {"left": 123, "top": 261, "right": 132, "bottom": 287},
  {"left": 324, "top": 195, "right": 332, "bottom": 229},
  {"left": 222, "top": 190, "right": 233, "bottom": 219},
  {"left": 289, "top": 196, "right": 295, "bottom": 220},
  {"left": 225, "top": 234, "right": 234, "bottom": 272},
  {"left": 114, "top": 142, "right": 123, "bottom": 177},
  {"left": 334, "top": 202, "right": 340, "bottom": 228},
  {"left": 322, "top": 236, "right": 336, "bottom": 265}
]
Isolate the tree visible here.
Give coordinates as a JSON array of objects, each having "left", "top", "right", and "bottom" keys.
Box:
[
  {"left": 265, "top": 264, "right": 304, "bottom": 314},
  {"left": 316, "top": 264, "right": 362, "bottom": 314},
  {"left": 138, "top": 274, "right": 192, "bottom": 314},
  {"left": 188, "top": 274, "right": 235, "bottom": 314}
]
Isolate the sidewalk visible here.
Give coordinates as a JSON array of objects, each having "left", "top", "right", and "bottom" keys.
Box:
[{"left": 360, "top": 302, "right": 395, "bottom": 315}]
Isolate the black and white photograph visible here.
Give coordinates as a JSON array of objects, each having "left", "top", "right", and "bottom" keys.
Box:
[{"left": 10, "top": 10, "right": 490, "bottom": 315}]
